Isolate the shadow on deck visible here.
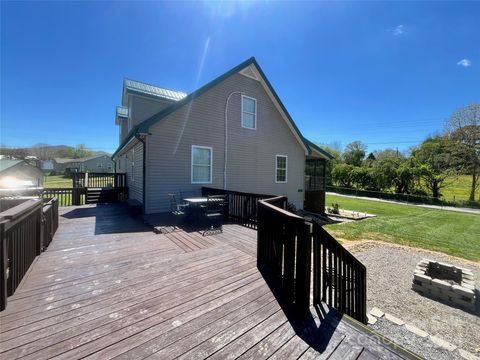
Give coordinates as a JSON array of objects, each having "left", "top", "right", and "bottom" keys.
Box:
[{"left": 0, "top": 203, "right": 418, "bottom": 359}]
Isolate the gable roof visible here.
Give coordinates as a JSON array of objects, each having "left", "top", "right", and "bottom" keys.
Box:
[
  {"left": 304, "top": 139, "right": 334, "bottom": 160},
  {"left": 113, "top": 57, "right": 332, "bottom": 160},
  {"left": 54, "top": 155, "right": 109, "bottom": 164},
  {"left": 123, "top": 79, "right": 187, "bottom": 103},
  {"left": 0, "top": 159, "right": 23, "bottom": 172}
]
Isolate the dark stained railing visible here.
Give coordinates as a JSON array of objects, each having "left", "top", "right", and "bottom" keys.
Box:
[
  {"left": 72, "top": 172, "right": 127, "bottom": 189},
  {"left": 312, "top": 225, "right": 367, "bottom": 323},
  {"left": 0, "top": 198, "right": 59, "bottom": 311},
  {"left": 257, "top": 196, "right": 312, "bottom": 314},
  {"left": 42, "top": 198, "right": 59, "bottom": 250},
  {"left": 256, "top": 194, "right": 367, "bottom": 323},
  {"left": 41, "top": 188, "right": 86, "bottom": 206},
  {"left": 202, "top": 187, "right": 274, "bottom": 229}
]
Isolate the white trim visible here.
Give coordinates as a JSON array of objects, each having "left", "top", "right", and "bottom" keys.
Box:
[
  {"left": 241, "top": 95, "right": 257, "bottom": 130},
  {"left": 191, "top": 145, "right": 213, "bottom": 184},
  {"left": 275, "top": 154, "right": 288, "bottom": 183},
  {"left": 239, "top": 65, "right": 260, "bottom": 81}
]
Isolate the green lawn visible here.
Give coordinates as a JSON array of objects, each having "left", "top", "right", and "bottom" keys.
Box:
[
  {"left": 43, "top": 175, "right": 72, "bottom": 188},
  {"left": 325, "top": 194, "right": 480, "bottom": 261},
  {"left": 441, "top": 175, "right": 475, "bottom": 202}
]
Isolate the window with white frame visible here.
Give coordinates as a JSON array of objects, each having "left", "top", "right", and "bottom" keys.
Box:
[
  {"left": 275, "top": 155, "right": 288, "bottom": 183},
  {"left": 191, "top": 146, "right": 212, "bottom": 184},
  {"left": 241, "top": 95, "right": 257, "bottom": 129}
]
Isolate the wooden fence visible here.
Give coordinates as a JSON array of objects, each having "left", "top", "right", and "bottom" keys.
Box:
[
  {"left": 72, "top": 172, "right": 127, "bottom": 189},
  {"left": 257, "top": 197, "right": 312, "bottom": 314},
  {"left": 256, "top": 194, "right": 367, "bottom": 323},
  {"left": 202, "top": 187, "right": 274, "bottom": 229},
  {"left": 312, "top": 224, "right": 367, "bottom": 323},
  {"left": 0, "top": 198, "right": 59, "bottom": 311},
  {"left": 41, "top": 188, "right": 85, "bottom": 206}
]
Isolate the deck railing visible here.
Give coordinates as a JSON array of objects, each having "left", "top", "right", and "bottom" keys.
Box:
[
  {"left": 41, "top": 188, "right": 86, "bottom": 206},
  {"left": 256, "top": 195, "right": 367, "bottom": 323},
  {"left": 0, "top": 198, "right": 59, "bottom": 311},
  {"left": 257, "top": 196, "right": 312, "bottom": 314},
  {"left": 72, "top": 172, "right": 127, "bottom": 189},
  {"left": 312, "top": 224, "right": 367, "bottom": 323},
  {"left": 42, "top": 198, "right": 59, "bottom": 250},
  {"left": 202, "top": 187, "right": 274, "bottom": 229}
]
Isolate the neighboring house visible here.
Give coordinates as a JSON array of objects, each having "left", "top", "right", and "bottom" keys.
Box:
[
  {"left": 0, "top": 159, "right": 44, "bottom": 189},
  {"left": 112, "top": 57, "right": 332, "bottom": 214},
  {"left": 41, "top": 159, "right": 55, "bottom": 172},
  {"left": 54, "top": 155, "right": 114, "bottom": 174}
]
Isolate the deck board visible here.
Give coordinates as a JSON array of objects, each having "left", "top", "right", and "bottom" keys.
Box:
[{"left": 0, "top": 204, "right": 414, "bottom": 360}]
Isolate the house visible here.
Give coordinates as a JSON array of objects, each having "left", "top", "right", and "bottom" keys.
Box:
[
  {"left": 40, "top": 159, "right": 55, "bottom": 172},
  {"left": 0, "top": 159, "right": 44, "bottom": 189},
  {"left": 54, "top": 155, "right": 114, "bottom": 174},
  {"left": 112, "top": 57, "right": 332, "bottom": 214}
]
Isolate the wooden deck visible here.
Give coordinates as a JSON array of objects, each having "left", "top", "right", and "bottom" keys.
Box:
[{"left": 0, "top": 204, "right": 416, "bottom": 359}]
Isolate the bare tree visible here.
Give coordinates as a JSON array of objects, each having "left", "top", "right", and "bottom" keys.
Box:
[
  {"left": 445, "top": 103, "right": 480, "bottom": 201},
  {"left": 30, "top": 143, "right": 55, "bottom": 160}
]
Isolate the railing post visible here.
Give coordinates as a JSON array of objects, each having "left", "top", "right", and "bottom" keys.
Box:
[
  {"left": 0, "top": 222, "right": 7, "bottom": 311},
  {"left": 295, "top": 221, "right": 311, "bottom": 315}
]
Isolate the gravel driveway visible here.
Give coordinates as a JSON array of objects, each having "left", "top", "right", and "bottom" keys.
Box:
[{"left": 347, "top": 242, "right": 480, "bottom": 354}]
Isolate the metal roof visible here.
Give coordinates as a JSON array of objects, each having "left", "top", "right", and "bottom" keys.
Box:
[
  {"left": 124, "top": 79, "right": 187, "bottom": 102},
  {"left": 116, "top": 106, "right": 128, "bottom": 118},
  {"left": 54, "top": 155, "right": 107, "bottom": 164},
  {"left": 0, "top": 159, "right": 23, "bottom": 172}
]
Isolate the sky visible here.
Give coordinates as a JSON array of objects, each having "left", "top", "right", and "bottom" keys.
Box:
[{"left": 1, "top": 1, "right": 479, "bottom": 154}]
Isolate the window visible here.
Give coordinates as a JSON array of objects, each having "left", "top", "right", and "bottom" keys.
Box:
[
  {"left": 275, "top": 155, "right": 288, "bottom": 183},
  {"left": 97, "top": 163, "right": 103, "bottom": 168},
  {"left": 191, "top": 145, "right": 212, "bottom": 184},
  {"left": 241, "top": 95, "right": 257, "bottom": 129}
]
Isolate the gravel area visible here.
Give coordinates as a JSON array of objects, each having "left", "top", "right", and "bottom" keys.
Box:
[
  {"left": 371, "top": 317, "right": 463, "bottom": 360},
  {"left": 348, "top": 242, "right": 480, "bottom": 354}
]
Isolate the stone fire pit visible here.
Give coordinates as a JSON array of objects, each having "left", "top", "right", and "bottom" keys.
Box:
[{"left": 412, "top": 259, "right": 476, "bottom": 311}]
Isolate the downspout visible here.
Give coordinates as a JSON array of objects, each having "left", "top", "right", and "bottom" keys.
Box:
[
  {"left": 224, "top": 91, "right": 244, "bottom": 190},
  {"left": 135, "top": 133, "right": 149, "bottom": 215}
]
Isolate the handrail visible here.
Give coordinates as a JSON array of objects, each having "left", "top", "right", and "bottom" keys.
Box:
[{"left": 257, "top": 196, "right": 311, "bottom": 314}]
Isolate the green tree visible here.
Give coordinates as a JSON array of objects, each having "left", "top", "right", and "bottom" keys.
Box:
[
  {"left": 412, "top": 137, "right": 455, "bottom": 198},
  {"left": 445, "top": 103, "right": 480, "bottom": 201},
  {"left": 331, "top": 163, "right": 355, "bottom": 187},
  {"left": 343, "top": 141, "right": 367, "bottom": 166}
]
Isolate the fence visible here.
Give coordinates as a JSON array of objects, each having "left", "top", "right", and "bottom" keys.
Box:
[
  {"left": 256, "top": 194, "right": 367, "bottom": 323},
  {"left": 312, "top": 225, "right": 367, "bottom": 323},
  {"left": 41, "top": 188, "right": 85, "bottom": 206},
  {"left": 0, "top": 198, "right": 59, "bottom": 310},
  {"left": 71, "top": 172, "right": 127, "bottom": 189},
  {"left": 42, "top": 198, "right": 59, "bottom": 250},
  {"left": 202, "top": 187, "right": 274, "bottom": 229},
  {"left": 327, "top": 185, "right": 480, "bottom": 209},
  {"left": 257, "top": 197, "right": 311, "bottom": 314}
]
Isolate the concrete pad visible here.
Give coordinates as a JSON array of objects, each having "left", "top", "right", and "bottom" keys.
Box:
[
  {"left": 458, "top": 349, "right": 480, "bottom": 360},
  {"left": 430, "top": 335, "right": 457, "bottom": 351},
  {"left": 384, "top": 313, "right": 405, "bottom": 326},
  {"left": 370, "top": 307, "right": 384, "bottom": 318},
  {"left": 367, "top": 314, "right": 377, "bottom": 325},
  {"left": 405, "top": 323, "right": 429, "bottom": 338}
]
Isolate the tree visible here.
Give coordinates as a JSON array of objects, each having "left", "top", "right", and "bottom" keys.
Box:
[
  {"left": 317, "top": 144, "right": 342, "bottom": 185},
  {"left": 445, "top": 103, "right": 480, "bottom": 201},
  {"left": 412, "top": 137, "right": 455, "bottom": 198},
  {"left": 331, "top": 163, "right": 355, "bottom": 187},
  {"left": 30, "top": 143, "right": 56, "bottom": 160},
  {"left": 343, "top": 141, "right": 367, "bottom": 166}
]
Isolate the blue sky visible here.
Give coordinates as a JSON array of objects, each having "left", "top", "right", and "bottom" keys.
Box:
[{"left": 1, "top": 1, "right": 479, "bottom": 154}]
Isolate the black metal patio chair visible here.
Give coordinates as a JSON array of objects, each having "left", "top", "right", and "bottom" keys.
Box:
[{"left": 202, "top": 195, "right": 228, "bottom": 236}]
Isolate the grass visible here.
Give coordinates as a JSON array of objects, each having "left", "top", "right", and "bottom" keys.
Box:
[
  {"left": 43, "top": 175, "right": 72, "bottom": 188},
  {"left": 441, "top": 175, "right": 475, "bottom": 202},
  {"left": 325, "top": 194, "right": 480, "bottom": 261}
]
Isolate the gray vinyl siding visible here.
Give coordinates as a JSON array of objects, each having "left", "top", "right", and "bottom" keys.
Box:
[
  {"left": 82, "top": 156, "right": 115, "bottom": 173},
  {"left": 130, "top": 96, "right": 174, "bottom": 128},
  {"left": 122, "top": 141, "right": 143, "bottom": 203},
  {"left": 145, "top": 72, "right": 306, "bottom": 214}
]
